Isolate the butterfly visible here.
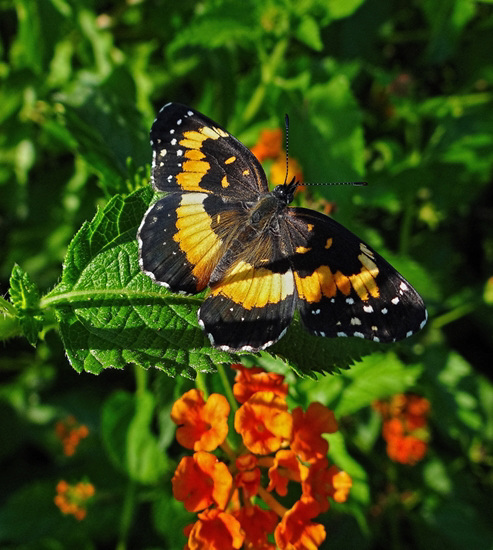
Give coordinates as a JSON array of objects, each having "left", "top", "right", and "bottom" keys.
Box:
[{"left": 137, "top": 103, "right": 427, "bottom": 352}]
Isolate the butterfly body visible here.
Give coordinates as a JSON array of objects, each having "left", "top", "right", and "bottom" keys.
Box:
[{"left": 138, "top": 103, "right": 427, "bottom": 351}]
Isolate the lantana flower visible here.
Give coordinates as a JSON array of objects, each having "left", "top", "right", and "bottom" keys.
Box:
[
  {"left": 250, "top": 127, "right": 304, "bottom": 187},
  {"left": 235, "top": 391, "right": 293, "bottom": 455},
  {"left": 186, "top": 508, "right": 244, "bottom": 550},
  {"left": 54, "top": 480, "right": 95, "bottom": 520},
  {"left": 170, "top": 365, "right": 352, "bottom": 550},
  {"left": 55, "top": 415, "right": 89, "bottom": 456},
  {"left": 171, "top": 388, "right": 230, "bottom": 451},
  {"left": 374, "top": 393, "right": 430, "bottom": 465},
  {"left": 274, "top": 497, "right": 326, "bottom": 550},
  {"left": 232, "top": 363, "right": 288, "bottom": 403},
  {"left": 172, "top": 451, "right": 233, "bottom": 512},
  {"left": 291, "top": 402, "right": 338, "bottom": 462}
]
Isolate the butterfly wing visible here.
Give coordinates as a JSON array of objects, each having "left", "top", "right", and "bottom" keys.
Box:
[
  {"left": 150, "top": 103, "right": 268, "bottom": 198},
  {"left": 138, "top": 192, "right": 250, "bottom": 294},
  {"left": 139, "top": 103, "right": 270, "bottom": 294},
  {"left": 198, "top": 231, "right": 297, "bottom": 351},
  {"left": 284, "top": 207, "right": 428, "bottom": 342}
]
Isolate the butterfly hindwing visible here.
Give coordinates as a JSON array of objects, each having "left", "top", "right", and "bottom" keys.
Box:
[
  {"left": 284, "top": 208, "right": 428, "bottom": 342},
  {"left": 198, "top": 229, "right": 297, "bottom": 351},
  {"left": 150, "top": 103, "right": 268, "bottom": 199}
]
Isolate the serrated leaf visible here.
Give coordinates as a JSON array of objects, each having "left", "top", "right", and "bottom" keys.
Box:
[
  {"left": 0, "top": 297, "right": 21, "bottom": 341},
  {"left": 45, "top": 187, "right": 383, "bottom": 377},
  {"left": 8, "top": 264, "right": 43, "bottom": 345}
]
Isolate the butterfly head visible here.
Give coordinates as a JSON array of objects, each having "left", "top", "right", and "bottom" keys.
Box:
[{"left": 272, "top": 176, "right": 299, "bottom": 206}]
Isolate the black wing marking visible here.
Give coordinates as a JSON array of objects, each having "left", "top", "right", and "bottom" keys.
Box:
[{"left": 150, "top": 103, "right": 268, "bottom": 199}]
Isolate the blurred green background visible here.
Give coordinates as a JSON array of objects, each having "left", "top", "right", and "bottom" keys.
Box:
[{"left": 1, "top": 0, "right": 493, "bottom": 548}]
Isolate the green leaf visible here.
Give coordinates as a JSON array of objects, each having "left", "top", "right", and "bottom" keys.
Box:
[
  {"left": 326, "top": 0, "right": 367, "bottom": 19},
  {"left": 293, "top": 75, "right": 365, "bottom": 190},
  {"left": 334, "top": 352, "right": 423, "bottom": 416},
  {"left": 101, "top": 390, "right": 168, "bottom": 484},
  {"left": 0, "top": 297, "right": 21, "bottom": 341},
  {"left": 8, "top": 264, "right": 43, "bottom": 345},
  {"left": 55, "top": 71, "right": 150, "bottom": 193},
  {"left": 11, "top": 0, "right": 66, "bottom": 74},
  {"left": 295, "top": 16, "right": 324, "bottom": 51},
  {"left": 168, "top": 3, "right": 259, "bottom": 54},
  {"left": 0, "top": 482, "right": 65, "bottom": 543},
  {"left": 127, "top": 390, "right": 168, "bottom": 483},
  {"left": 301, "top": 351, "right": 423, "bottom": 415}
]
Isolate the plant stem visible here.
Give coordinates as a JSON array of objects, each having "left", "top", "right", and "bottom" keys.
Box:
[
  {"left": 217, "top": 363, "right": 238, "bottom": 414},
  {"left": 242, "top": 38, "right": 288, "bottom": 125},
  {"left": 195, "top": 370, "right": 209, "bottom": 400},
  {"left": 39, "top": 288, "right": 203, "bottom": 309},
  {"left": 116, "top": 480, "right": 137, "bottom": 550}
]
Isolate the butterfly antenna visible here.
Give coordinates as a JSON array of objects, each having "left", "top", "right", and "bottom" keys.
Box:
[
  {"left": 303, "top": 181, "right": 368, "bottom": 187},
  {"left": 284, "top": 113, "right": 366, "bottom": 188},
  {"left": 283, "top": 113, "right": 290, "bottom": 186}
]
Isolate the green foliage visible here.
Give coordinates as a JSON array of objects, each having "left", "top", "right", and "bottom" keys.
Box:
[
  {"left": 1, "top": 0, "right": 493, "bottom": 548},
  {"left": 8, "top": 264, "right": 43, "bottom": 345}
]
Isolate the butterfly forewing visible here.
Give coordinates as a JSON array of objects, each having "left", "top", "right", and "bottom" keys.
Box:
[
  {"left": 150, "top": 103, "right": 268, "bottom": 199},
  {"left": 138, "top": 193, "right": 247, "bottom": 294}
]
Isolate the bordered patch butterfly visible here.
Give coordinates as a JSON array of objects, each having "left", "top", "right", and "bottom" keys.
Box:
[{"left": 138, "top": 103, "right": 427, "bottom": 352}]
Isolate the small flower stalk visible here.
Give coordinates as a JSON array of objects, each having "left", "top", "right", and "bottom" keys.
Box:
[{"left": 171, "top": 364, "right": 352, "bottom": 549}]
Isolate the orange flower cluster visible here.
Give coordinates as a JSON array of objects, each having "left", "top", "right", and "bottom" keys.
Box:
[
  {"left": 171, "top": 364, "right": 351, "bottom": 550},
  {"left": 373, "top": 394, "right": 430, "bottom": 465},
  {"left": 251, "top": 127, "right": 303, "bottom": 186},
  {"left": 54, "top": 480, "right": 95, "bottom": 520},
  {"left": 55, "top": 415, "right": 89, "bottom": 456}
]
